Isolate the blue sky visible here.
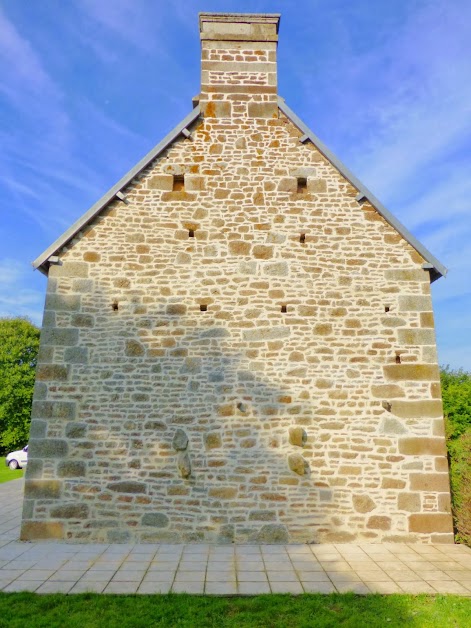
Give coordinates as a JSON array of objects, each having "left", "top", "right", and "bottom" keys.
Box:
[{"left": 1, "top": 0, "right": 470, "bottom": 369}]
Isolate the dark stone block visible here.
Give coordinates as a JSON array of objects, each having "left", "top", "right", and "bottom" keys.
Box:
[
  {"left": 58, "top": 461, "right": 86, "bottom": 478},
  {"left": 36, "top": 365, "right": 69, "bottom": 381},
  {"left": 50, "top": 504, "right": 89, "bottom": 519},
  {"left": 32, "top": 401, "right": 76, "bottom": 420},
  {"left": 142, "top": 513, "right": 169, "bottom": 527},
  {"left": 29, "top": 420, "right": 47, "bottom": 439},
  {"left": 107, "top": 481, "right": 147, "bottom": 494},
  {"left": 25, "top": 459, "right": 43, "bottom": 479},
  {"left": 41, "top": 328, "right": 79, "bottom": 346},
  {"left": 29, "top": 438, "right": 68, "bottom": 458},
  {"left": 65, "top": 423, "right": 87, "bottom": 438},
  {"left": 107, "top": 530, "right": 131, "bottom": 543},
  {"left": 256, "top": 524, "right": 289, "bottom": 543},
  {"left": 24, "top": 480, "right": 62, "bottom": 499}
]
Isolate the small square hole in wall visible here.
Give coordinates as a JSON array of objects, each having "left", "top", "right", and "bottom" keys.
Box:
[
  {"left": 385, "top": 305, "right": 390, "bottom": 312},
  {"left": 281, "top": 304, "right": 287, "bottom": 313},
  {"left": 300, "top": 233, "right": 306, "bottom": 244},
  {"left": 189, "top": 229, "right": 195, "bottom": 238},
  {"left": 200, "top": 304, "right": 207, "bottom": 312},
  {"left": 173, "top": 175, "right": 184, "bottom": 192},
  {"left": 395, "top": 353, "right": 401, "bottom": 364},
  {"left": 111, "top": 301, "right": 119, "bottom": 311},
  {"left": 297, "top": 177, "right": 307, "bottom": 194}
]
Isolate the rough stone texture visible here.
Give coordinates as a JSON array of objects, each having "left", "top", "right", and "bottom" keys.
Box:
[
  {"left": 28, "top": 439, "right": 68, "bottom": 459},
  {"left": 172, "top": 429, "right": 189, "bottom": 451},
  {"left": 50, "top": 504, "right": 89, "bottom": 519},
  {"left": 287, "top": 453, "right": 308, "bottom": 475},
  {"left": 398, "top": 493, "right": 421, "bottom": 512},
  {"left": 256, "top": 524, "right": 289, "bottom": 543},
  {"left": 22, "top": 13, "right": 450, "bottom": 544},
  {"left": 24, "top": 480, "right": 62, "bottom": 500},
  {"left": 204, "top": 432, "right": 222, "bottom": 449},
  {"left": 20, "top": 522, "right": 64, "bottom": 541},
  {"left": 398, "top": 437, "right": 447, "bottom": 455},
  {"left": 367, "top": 516, "right": 391, "bottom": 531},
  {"left": 177, "top": 452, "right": 192, "bottom": 479},
  {"left": 288, "top": 427, "right": 307, "bottom": 447},
  {"left": 410, "top": 474, "right": 450, "bottom": 492},
  {"left": 141, "top": 513, "right": 169, "bottom": 527},
  {"left": 391, "top": 400, "right": 443, "bottom": 418},
  {"left": 408, "top": 514, "right": 454, "bottom": 533},
  {"left": 57, "top": 461, "right": 87, "bottom": 478},
  {"left": 352, "top": 494, "right": 376, "bottom": 513},
  {"left": 379, "top": 417, "right": 408, "bottom": 435},
  {"left": 107, "top": 481, "right": 147, "bottom": 494}
]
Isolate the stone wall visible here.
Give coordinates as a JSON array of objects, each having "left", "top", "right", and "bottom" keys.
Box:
[{"left": 21, "top": 13, "right": 453, "bottom": 544}]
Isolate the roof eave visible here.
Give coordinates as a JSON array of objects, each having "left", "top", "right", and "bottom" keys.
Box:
[
  {"left": 32, "top": 106, "right": 202, "bottom": 274},
  {"left": 278, "top": 97, "right": 447, "bottom": 282}
]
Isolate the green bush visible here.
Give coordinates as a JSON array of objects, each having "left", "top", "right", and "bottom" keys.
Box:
[
  {"left": 441, "top": 366, "right": 471, "bottom": 546},
  {"left": 0, "top": 318, "right": 40, "bottom": 455}
]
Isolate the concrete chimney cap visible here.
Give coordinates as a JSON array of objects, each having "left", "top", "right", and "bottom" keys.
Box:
[{"left": 199, "top": 12, "right": 281, "bottom": 41}]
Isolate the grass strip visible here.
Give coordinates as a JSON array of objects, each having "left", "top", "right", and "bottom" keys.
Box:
[{"left": 0, "top": 593, "right": 469, "bottom": 628}]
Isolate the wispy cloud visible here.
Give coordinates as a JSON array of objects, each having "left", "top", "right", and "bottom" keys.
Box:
[
  {"left": 79, "top": 0, "right": 162, "bottom": 53},
  {"left": 0, "top": 259, "right": 43, "bottom": 325},
  {"left": 0, "top": 1, "right": 469, "bottom": 368},
  {"left": 0, "top": 7, "right": 58, "bottom": 99}
]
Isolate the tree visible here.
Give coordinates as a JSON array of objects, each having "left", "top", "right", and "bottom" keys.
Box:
[
  {"left": 441, "top": 366, "right": 471, "bottom": 546},
  {"left": 441, "top": 366, "right": 471, "bottom": 440},
  {"left": 0, "top": 318, "right": 40, "bottom": 454}
]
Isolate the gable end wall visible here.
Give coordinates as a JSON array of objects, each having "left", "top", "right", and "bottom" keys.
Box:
[{"left": 21, "top": 108, "right": 452, "bottom": 544}]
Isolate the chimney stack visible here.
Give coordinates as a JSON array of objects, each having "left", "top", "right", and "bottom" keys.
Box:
[{"left": 198, "top": 13, "right": 280, "bottom": 119}]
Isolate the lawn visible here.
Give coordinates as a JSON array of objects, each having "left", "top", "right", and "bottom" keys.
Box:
[
  {"left": 0, "top": 593, "right": 469, "bottom": 628},
  {"left": 0, "top": 465, "right": 23, "bottom": 484}
]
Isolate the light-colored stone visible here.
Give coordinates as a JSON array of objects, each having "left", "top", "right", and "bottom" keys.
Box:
[
  {"left": 352, "top": 494, "right": 376, "bottom": 514},
  {"left": 289, "top": 427, "right": 307, "bottom": 447},
  {"left": 399, "top": 437, "right": 447, "bottom": 455},
  {"left": 366, "top": 516, "right": 391, "bottom": 531},
  {"left": 20, "top": 522, "right": 64, "bottom": 541},
  {"left": 383, "top": 364, "right": 440, "bottom": 381},
  {"left": 408, "top": 514, "right": 454, "bottom": 533},
  {"left": 288, "top": 453, "right": 308, "bottom": 476},
  {"left": 398, "top": 493, "right": 421, "bottom": 512},
  {"left": 379, "top": 417, "right": 408, "bottom": 435},
  {"left": 177, "top": 452, "right": 191, "bottom": 479},
  {"left": 391, "top": 400, "right": 443, "bottom": 418}
]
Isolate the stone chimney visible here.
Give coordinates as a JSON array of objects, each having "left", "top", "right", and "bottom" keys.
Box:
[{"left": 198, "top": 12, "right": 280, "bottom": 119}]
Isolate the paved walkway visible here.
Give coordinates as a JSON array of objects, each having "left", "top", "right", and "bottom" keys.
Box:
[{"left": 0, "top": 479, "right": 470, "bottom": 595}]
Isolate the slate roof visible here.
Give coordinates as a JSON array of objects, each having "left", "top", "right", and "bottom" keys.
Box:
[{"left": 33, "top": 98, "right": 447, "bottom": 281}]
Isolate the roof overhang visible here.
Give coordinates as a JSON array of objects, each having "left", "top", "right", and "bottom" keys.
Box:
[
  {"left": 278, "top": 97, "right": 447, "bottom": 282},
  {"left": 33, "top": 98, "right": 447, "bottom": 282},
  {"left": 33, "top": 106, "right": 202, "bottom": 274}
]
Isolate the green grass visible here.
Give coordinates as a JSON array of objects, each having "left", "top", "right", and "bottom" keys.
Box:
[
  {"left": 0, "top": 464, "right": 23, "bottom": 484},
  {"left": 0, "top": 593, "right": 469, "bottom": 628}
]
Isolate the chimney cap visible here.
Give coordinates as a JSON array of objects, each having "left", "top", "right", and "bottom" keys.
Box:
[{"left": 199, "top": 12, "right": 281, "bottom": 42}]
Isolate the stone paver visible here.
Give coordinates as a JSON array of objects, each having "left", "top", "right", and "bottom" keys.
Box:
[{"left": 0, "top": 479, "right": 469, "bottom": 595}]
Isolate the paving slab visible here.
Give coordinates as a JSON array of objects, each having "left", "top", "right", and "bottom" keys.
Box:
[{"left": 0, "top": 479, "right": 469, "bottom": 596}]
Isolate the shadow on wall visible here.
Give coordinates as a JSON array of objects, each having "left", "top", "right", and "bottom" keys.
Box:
[{"left": 26, "top": 282, "right": 349, "bottom": 544}]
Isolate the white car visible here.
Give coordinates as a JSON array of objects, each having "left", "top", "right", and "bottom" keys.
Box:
[{"left": 5, "top": 445, "right": 28, "bottom": 470}]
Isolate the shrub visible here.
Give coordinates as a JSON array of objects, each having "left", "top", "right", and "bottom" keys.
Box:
[
  {"left": 441, "top": 366, "right": 471, "bottom": 546},
  {"left": 0, "top": 318, "right": 40, "bottom": 454}
]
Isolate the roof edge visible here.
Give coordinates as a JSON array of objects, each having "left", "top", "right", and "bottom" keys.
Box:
[
  {"left": 33, "top": 106, "right": 201, "bottom": 274},
  {"left": 278, "top": 97, "right": 447, "bottom": 282}
]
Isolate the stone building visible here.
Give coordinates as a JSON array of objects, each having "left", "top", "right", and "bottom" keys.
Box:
[{"left": 22, "top": 13, "right": 453, "bottom": 544}]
